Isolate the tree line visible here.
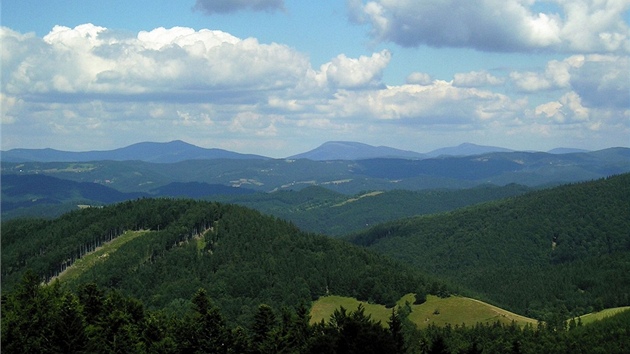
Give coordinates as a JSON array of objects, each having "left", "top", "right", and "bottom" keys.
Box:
[{"left": 3, "top": 274, "right": 629, "bottom": 353}]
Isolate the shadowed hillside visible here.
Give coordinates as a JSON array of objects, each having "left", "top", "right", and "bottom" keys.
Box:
[{"left": 347, "top": 174, "right": 630, "bottom": 320}]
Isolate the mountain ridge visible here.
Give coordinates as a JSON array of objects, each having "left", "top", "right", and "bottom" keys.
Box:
[
  {"left": 1, "top": 140, "right": 268, "bottom": 163},
  {"left": 424, "top": 142, "right": 514, "bottom": 157},
  {"left": 2, "top": 139, "right": 609, "bottom": 163}
]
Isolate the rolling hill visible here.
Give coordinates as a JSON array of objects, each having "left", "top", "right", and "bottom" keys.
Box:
[
  {"left": 3, "top": 147, "right": 629, "bottom": 197},
  {"left": 3, "top": 177, "right": 630, "bottom": 352},
  {"left": 215, "top": 184, "right": 531, "bottom": 236},
  {"left": 0, "top": 174, "right": 256, "bottom": 220},
  {"left": 346, "top": 173, "right": 630, "bottom": 319}
]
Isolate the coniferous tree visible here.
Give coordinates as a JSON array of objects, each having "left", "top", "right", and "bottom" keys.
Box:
[{"left": 251, "top": 304, "right": 277, "bottom": 354}]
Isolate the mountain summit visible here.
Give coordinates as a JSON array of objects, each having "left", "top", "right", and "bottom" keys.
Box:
[
  {"left": 425, "top": 143, "right": 514, "bottom": 157},
  {"left": 287, "top": 141, "right": 425, "bottom": 161}
]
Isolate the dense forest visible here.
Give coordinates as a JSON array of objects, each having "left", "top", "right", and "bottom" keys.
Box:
[
  {"left": 1, "top": 173, "right": 528, "bottom": 227},
  {"left": 3, "top": 274, "right": 629, "bottom": 353},
  {"left": 1, "top": 198, "right": 444, "bottom": 325},
  {"left": 347, "top": 174, "right": 630, "bottom": 320},
  {"left": 4, "top": 147, "right": 629, "bottom": 197},
  {"left": 214, "top": 184, "right": 531, "bottom": 236},
  {"left": 3, "top": 173, "right": 630, "bottom": 352}
]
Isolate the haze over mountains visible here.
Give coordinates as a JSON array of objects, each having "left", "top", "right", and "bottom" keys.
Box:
[
  {"left": 3, "top": 138, "right": 629, "bottom": 226},
  {"left": 1, "top": 140, "right": 603, "bottom": 163}
]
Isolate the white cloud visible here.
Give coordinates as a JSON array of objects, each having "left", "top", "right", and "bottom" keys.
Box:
[
  {"left": 0, "top": 92, "right": 21, "bottom": 124},
  {"left": 326, "top": 81, "right": 525, "bottom": 124},
  {"left": 349, "top": 0, "right": 630, "bottom": 53},
  {"left": 1, "top": 24, "right": 311, "bottom": 98},
  {"left": 535, "top": 91, "right": 590, "bottom": 123},
  {"left": 510, "top": 54, "right": 629, "bottom": 111},
  {"left": 194, "top": 0, "right": 284, "bottom": 14},
  {"left": 318, "top": 50, "right": 391, "bottom": 88},
  {"left": 453, "top": 71, "right": 504, "bottom": 87},
  {"left": 510, "top": 71, "right": 554, "bottom": 92}
]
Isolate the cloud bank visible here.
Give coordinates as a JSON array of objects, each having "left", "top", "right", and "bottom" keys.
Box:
[{"left": 349, "top": 0, "right": 630, "bottom": 53}]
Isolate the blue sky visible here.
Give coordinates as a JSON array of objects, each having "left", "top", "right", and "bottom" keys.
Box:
[{"left": 1, "top": 0, "right": 629, "bottom": 157}]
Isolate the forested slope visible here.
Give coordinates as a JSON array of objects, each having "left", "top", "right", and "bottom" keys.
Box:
[
  {"left": 215, "top": 184, "right": 531, "bottom": 236},
  {"left": 347, "top": 174, "right": 630, "bottom": 320},
  {"left": 1, "top": 198, "right": 443, "bottom": 325}
]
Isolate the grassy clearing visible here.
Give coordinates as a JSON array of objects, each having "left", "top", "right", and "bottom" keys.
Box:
[
  {"left": 577, "top": 307, "right": 630, "bottom": 325},
  {"left": 311, "top": 294, "right": 537, "bottom": 328},
  {"left": 53, "top": 230, "right": 150, "bottom": 283},
  {"left": 407, "top": 296, "right": 538, "bottom": 328}
]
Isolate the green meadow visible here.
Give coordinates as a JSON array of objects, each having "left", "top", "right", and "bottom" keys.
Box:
[
  {"left": 577, "top": 306, "right": 630, "bottom": 325},
  {"left": 311, "top": 294, "right": 538, "bottom": 328}
]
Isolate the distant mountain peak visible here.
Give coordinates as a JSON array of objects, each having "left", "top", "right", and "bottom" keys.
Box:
[
  {"left": 288, "top": 141, "right": 424, "bottom": 161},
  {"left": 547, "top": 147, "right": 590, "bottom": 154},
  {"left": 425, "top": 143, "right": 513, "bottom": 157}
]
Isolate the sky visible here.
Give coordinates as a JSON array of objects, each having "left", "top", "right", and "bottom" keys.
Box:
[{"left": 1, "top": 0, "right": 629, "bottom": 157}]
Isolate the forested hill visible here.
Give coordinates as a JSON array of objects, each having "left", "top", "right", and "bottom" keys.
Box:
[
  {"left": 1, "top": 198, "right": 445, "bottom": 325},
  {"left": 346, "top": 174, "right": 630, "bottom": 320},
  {"left": 214, "top": 184, "right": 531, "bottom": 236}
]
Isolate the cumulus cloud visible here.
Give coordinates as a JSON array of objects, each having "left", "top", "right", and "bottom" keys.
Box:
[
  {"left": 318, "top": 50, "right": 391, "bottom": 88},
  {"left": 1, "top": 24, "right": 310, "bottom": 98},
  {"left": 510, "top": 54, "right": 629, "bottom": 110},
  {"left": 349, "top": 0, "right": 630, "bottom": 53},
  {"left": 1, "top": 24, "right": 399, "bottom": 103},
  {"left": 535, "top": 91, "right": 590, "bottom": 123},
  {"left": 194, "top": 0, "right": 284, "bottom": 14},
  {"left": 327, "top": 81, "right": 526, "bottom": 124}
]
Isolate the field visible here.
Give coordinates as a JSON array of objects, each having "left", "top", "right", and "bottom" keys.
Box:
[{"left": 311, "top": 294, "right": 538, "bottom": 328}]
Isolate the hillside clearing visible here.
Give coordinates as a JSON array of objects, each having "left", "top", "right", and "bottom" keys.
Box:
[
  {"left": 51, "top": 230, "right": 150, "bottom": 283},
  {"left": 333, "top": 191, "right": 383, "bottom": 207}
]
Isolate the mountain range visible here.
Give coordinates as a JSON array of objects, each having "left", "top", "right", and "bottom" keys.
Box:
[
  {"left": 1, "top": 140, "right": 602, "bottom": 162},
  {"left": 3, "top": 147, "right": 629, "bottom": 196},
  {"left": 1, "top": 140, "right": 268, "bottom": 163}
]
